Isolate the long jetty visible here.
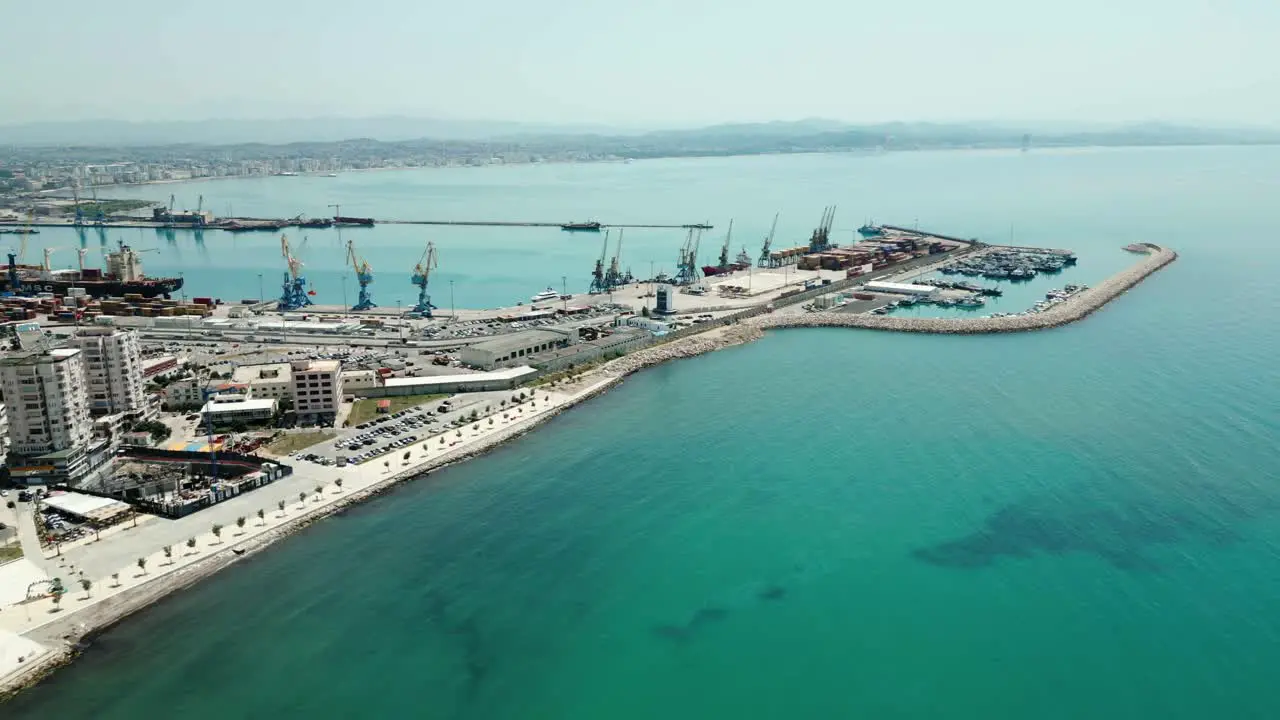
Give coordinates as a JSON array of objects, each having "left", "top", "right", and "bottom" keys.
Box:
[
  {"left": 752, "top": 244, "right": 1176, "bottom": 335},
  {"left": 4, "top": 220, "right": 713, "bottom": 232}
]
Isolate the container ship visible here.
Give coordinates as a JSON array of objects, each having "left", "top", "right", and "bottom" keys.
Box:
[
  {"left": 562, "top": 221, "right": 603, "bottom": 232},
  {"left": 701, "top": 249, "right": 753, "bottom": 277},
  {"left": 3, "top": 242, "right": 183, "bottom": 299}
]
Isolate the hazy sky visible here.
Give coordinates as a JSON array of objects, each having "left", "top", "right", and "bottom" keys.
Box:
[{"left": 4, "top": 0, "right": 1279, "bottom": 126}]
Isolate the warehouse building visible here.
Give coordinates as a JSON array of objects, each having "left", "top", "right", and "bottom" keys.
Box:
[
  {"left": 460, "top": 329, "right": 574, "bottom": 370},
  {"left": 200, "top": 397, "right": 278, "bottom": 426},
  {"left": 358, "top": 366, "right": 539, "bottom": 397}
]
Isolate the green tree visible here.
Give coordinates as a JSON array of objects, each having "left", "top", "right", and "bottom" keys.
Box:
[
  {"left": 314, "top": 485, "right": 323, "bottom": 501},
  {"left": 51, "top": 588, "right": 64, "bottom": 612},
  {"left": 236, "top": 516, "right": 246, "bottom": 533},
  {"left": 257, "top": 508, "right": 266, "bottom": 525},
  {"left": 163, "top": 545, "right": 173, "bottom": 564},
  {"left": 80, "top": 578, "right": 92, "bottom": 599},
  {"left": 211, "top": 524, "right": 223, "bottom": 543},
  {"left": 335, "top": 478, "right": 344, "bottom": 492},
  {"left": 136, "top": 557, "right": 148, "bottom": 575},
  {"left": 298, "top": 492, "right": 307, "bottom": 507},
  {"left": 111, "top": 572, "right": 119, "bottom": 587},
  {"left": 277, "top": 499, "right": 286, "bottom": 516},
  {"left": 186, "top": 537, "right": 197, "bottom": 553}
]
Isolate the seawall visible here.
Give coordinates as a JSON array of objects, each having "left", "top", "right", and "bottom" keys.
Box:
[{"left": 751, "top": 245, "right": 1176, "bottom": 334}]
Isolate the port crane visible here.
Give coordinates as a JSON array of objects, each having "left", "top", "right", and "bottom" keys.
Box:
[
  {"left": 603, "top": 229, "right": 628, "bottom": 289},
  {"left": 808, "top": 206, "right": 837, "bottom": 253},
  {"left": 277, "top": 234, "right": 314, "bottom": 311},
  {"left": 3, "top": 212, "right": 34, "bottom": 294},
  {"left": 588, "top": 230, "right": 610, "bottom": 294},
  {"left": 91, "top": 186, "right": 106, "bottom": 225},
  {"left": 345, "top": 238, "right": 376, "bottom": 310},
  {"left": 758, "top": 213, "right": 778, "bottom": 268},
  {"left": 72, "top": 184, "right": 85, "bottom": 227},
  {"left": 715, "top": 219, "right": 734, "bottom": 272},
  {"left": 674, "top": 228, "right": 702, "bottom": 286},
  {"left": 410, "top": 241, "right": 439, "bottom": 316}
]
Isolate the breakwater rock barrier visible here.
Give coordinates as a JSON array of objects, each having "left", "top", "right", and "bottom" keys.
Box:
[
  {"left": 603, "top": 324, "right": 765, "bottom": 377},
  {"left": 751, "top": 245, "right": 1176, "bottom": 335}
]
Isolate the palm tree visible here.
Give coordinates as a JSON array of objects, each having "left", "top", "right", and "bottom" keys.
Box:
[
  {"left": 211, "top": 524, "right": 223, "bottom": 544},
  {"left": 236, "top": 516, "right": 246, "bottom": 534},
  {"left": 51, "top": 590, "right": 63, "bottom": 612},
  {"left": 383, "top": 460, "right": 390, "bottom": 472},
  {"left": 277, "top": 499, "right": 287, "bottom": 516},
  {"left": 314, "top": 485, "right": 323, "bottom": 502},
  {"left": 519, "top": 391, "right": 527, "bottom": 401},
  {"left": 186, "top": 537, "right": 197, "bottom": 553},
  {"left": 163, "top": 545, "right": 173, "bottom": 564},
  {"left": 136, "top": 557, "right": 148, "bottom": 575},
  {"left": 298, "top": 492, "right": 307, "bottom": 508},
  {"left": 257, "top": 508, "right": 266, "bottom": 525},
  {"left": 488, "top": 417, "right": 494, "bottom": 426},
  {"left": 472, "top": 423, "right": 479, "bottom": 432},
  {"left": 439, "top": 437, "right": 445, "bottom": 446},
  {"left": 335, "top": 478, "right": 344, "bottom": 492},
  {"left": 111, "top": 572, "right": 119, "bottom": 587},
  {"left": 80, "top": 578, "right": 92, "bottom": 599}
]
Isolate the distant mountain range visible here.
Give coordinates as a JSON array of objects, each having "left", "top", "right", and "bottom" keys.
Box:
[{"left": 4, "top": 116, "right": 1280, "bottom": 148}]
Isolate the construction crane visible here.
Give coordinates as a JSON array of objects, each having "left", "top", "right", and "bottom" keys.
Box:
[
  {"left": 345, "top": 238, "right": 376, "bottom": 310},
  {"left": 758, "top": 212, "right": 779, "bottom": 268},
  {"left": 588, "top": 230, "right": 610, "bottom": 293},
  {"left": 276, "top": 234, "right": 314, "bottom": 311},
  {"left": 410, "top": 241, "right": 439, "bottom": 316}
]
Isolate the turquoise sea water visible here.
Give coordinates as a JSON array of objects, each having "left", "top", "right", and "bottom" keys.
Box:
[{"left": 8, "top": 147, "right": 1280, "bottom": 718}]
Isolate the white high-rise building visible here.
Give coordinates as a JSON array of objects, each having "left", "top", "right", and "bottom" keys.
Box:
[
  {"left": 0, "top": 348, "right": 95, "bottom": 481},
  {"left": 291, "top": 359, "right": 343, "bottom": 425},
  {"left": 72, "top": 327, "right": 147, "bottom": 417}
]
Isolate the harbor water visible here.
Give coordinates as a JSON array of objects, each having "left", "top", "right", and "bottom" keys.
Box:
[{"left": 7, "top": 147, "right": 1280, "bottom": 719}]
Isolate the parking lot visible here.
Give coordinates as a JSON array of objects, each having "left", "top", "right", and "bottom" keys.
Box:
[{"left": 288, "top": 390, "right": 516, "bottom": 468}]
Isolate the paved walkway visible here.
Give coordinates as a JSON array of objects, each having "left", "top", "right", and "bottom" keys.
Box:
[{"left": 0, "top": 385, "right": 584, "bottom": 659}]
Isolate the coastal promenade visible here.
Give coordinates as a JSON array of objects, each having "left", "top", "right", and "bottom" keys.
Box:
[{"left": 752, "top": 245, "right": 1176, "bottom": 334}]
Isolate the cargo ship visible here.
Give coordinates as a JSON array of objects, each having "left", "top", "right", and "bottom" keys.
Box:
[
  {"left": 701, "top": 249, "right": 753, "bottom": 277},
  {"left": 561, "top": 221, "right": 603, "bottom": 232},
  {"left": 3, "top": 242, "right": 183, "bottom": 299},
  {"left": 334, "top": 216, "right": 375, "bottom": 226}
]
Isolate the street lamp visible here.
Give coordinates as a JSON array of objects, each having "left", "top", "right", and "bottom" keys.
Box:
[
  {"left": 449, "top": 280, "right": 455, "bottom": 323},
  {"left": 341, "top": 275, "right": 348, "bottom": 310}
]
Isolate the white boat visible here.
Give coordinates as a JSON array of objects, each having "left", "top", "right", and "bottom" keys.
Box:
[{"left": 530, "top": 287, "right": 559, "bottom": 303}]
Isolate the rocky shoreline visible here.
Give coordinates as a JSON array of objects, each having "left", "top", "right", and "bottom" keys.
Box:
[{"left": 751, "top": 245, "right": 1176, "bottom": 334}]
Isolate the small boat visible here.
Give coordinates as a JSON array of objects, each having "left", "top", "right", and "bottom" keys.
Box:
[
  {"left": 858, "top": 223, "right": 884, "bottom": 238},
  {"left": 530, "top": 287, "right": 559, "bottom": 303},
  {"left": 561, "top": 221, "right": 602, "bottom": 232},
  {"left": 232, "top": 548, "right": 246, "bottom": 556}
]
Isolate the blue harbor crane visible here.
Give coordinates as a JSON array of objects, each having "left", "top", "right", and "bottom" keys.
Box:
[
  {"left": 72, "top": 184, "right": 85, "bottom": 227},
  {"left": 410, "top": 241, "right": 439, "bottom": 316},
  {"left": 276, "top": 234, "right": 314, "bottom": 311},
  {"left": 346, "top": 238, "right": 376, "bottom": 311},
  {"left": 602, "top": 229, "right": 632, "bottom": 290},
  {"left": 588, "top": 230, "right": 610, "bottom": 293},
  {"left": 673, "top": 228, "right": 702, "bottom": 286}
]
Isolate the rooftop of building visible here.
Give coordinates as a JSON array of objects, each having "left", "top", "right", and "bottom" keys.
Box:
[
  {"left": 291, "top": 359, "right": 341, "bottom": 372},
  {"left": 0, "top": 347, "right": 81, "bottom": 366},
  {"left": 382, "top": 366, "right": 538, "bottom": 389},
  {"left": 466, "top": 329, "right": 570, "bottom": 355},
  {"left": 200, "top": 398, "right": 278, "bottom": 414},
  {"left": 231, "top": 362, "right": 292, "bottom": 384}
]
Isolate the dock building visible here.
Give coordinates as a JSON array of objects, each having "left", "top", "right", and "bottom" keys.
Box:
[{"left": 460, "top": 329, "right": 575, "bottom": 370}]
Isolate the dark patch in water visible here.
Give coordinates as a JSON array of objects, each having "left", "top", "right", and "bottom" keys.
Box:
[
  {"left": 758, "top": 584, "right": 787, "bottom": 601},
  {"left": 652, "top": 624, "right": 691, "bottom": 642},
  {"left": 913, "top": 493, "right": 1251, "bottom": 572},
  {"left": 690, "top": 606, "right": 728, "bottom": 626}
]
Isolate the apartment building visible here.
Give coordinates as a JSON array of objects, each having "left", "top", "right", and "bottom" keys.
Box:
[
  {"left": 71, "top": 327, "right": 147, "bottom": 417},
  {"left": 290, "top": 359, "right": 343, "bottom": 425},
  {"left": 0, "top": 348, "right": 95, "bottom": 481}
]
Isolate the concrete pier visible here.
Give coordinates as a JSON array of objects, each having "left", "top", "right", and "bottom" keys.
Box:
[{"left": 751, "top": 245, "right": 1176, "bottom": 335}]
